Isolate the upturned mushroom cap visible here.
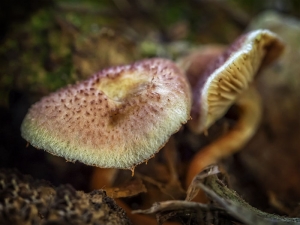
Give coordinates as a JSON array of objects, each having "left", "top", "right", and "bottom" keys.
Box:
[
  {"left": 177, "top": 45, "right": 225, "bottom": 89},
  {"left": 189, "top": 29, "right": 284, "bottom": 133},
  {"left": 21, "top": 58, "right": 191, "bottom": 170}
]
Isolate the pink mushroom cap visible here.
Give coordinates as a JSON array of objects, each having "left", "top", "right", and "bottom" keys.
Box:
[{"left": 21, "top": 58, "right": 191, "bottom": 170}]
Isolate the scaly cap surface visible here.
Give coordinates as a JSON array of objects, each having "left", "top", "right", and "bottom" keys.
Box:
[{"left": 21, "top": 58, "right": 191, "bottom": 169}]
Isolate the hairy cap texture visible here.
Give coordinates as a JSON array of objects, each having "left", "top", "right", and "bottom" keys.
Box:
[{"left": 21, "top": 58, "right": 191, "bottom": 169}]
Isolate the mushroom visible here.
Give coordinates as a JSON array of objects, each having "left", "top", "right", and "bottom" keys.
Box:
[
  {"left": 189, "top": 29, "right": 284, "bottom": 134},
  {"left": 21, "top": 58, "right": 191, "bottom": 172},
  {"left": 182, "top": 29, "right": 284, "bottom": 200},
  {"left": 186, "top": 86, "right": 262, "bottom": 202}
]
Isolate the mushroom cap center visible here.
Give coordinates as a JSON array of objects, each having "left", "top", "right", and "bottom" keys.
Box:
[{"left": 98, "top": 72, "right": 150, "bottom": 102}]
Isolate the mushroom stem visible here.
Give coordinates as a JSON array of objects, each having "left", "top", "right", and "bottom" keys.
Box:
[
  {"left": 90, "top": 168, "right": 118, "bottom": 190},
  {"left": 163, "top": 137, "right": 180, "bottom": 183},
  {"left": 186, "top": 86, "right": 262, "bottom": 202},
  {"left": 163, "top": 137, "right": 186, "bottom": 198}
]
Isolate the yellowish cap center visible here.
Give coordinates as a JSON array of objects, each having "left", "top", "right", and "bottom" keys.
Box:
[{"left": 97, "top": 72, "right": 150, "bottom": 102}]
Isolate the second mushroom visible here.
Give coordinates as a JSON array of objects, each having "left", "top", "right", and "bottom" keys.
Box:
[{"left": 179, "top": 29, "right": 284, "bottom": 201}]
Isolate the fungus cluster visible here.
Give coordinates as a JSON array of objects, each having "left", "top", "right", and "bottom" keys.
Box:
[{"left": 21, "top": 29, "right": 284, "bottom": 205}]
